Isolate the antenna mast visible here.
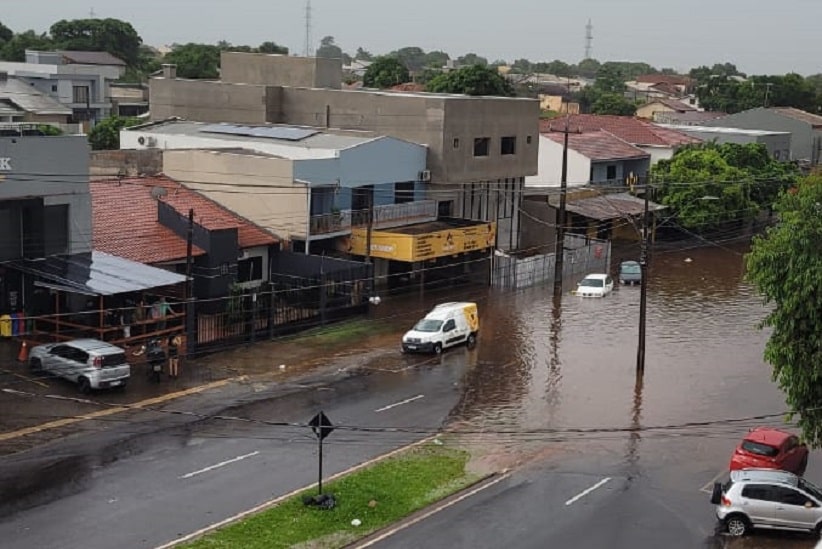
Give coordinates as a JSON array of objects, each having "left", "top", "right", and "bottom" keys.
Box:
[
  {"left": 304, "top": 0, "right": 313, "bottom": 57},
  {"left": 584, "top": 18, "right": 593, "bottom": 60}
]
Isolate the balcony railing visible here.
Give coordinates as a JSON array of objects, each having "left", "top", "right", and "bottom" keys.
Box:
[{"left": 310, "top": 200, "right": 438, "bottom": 236}]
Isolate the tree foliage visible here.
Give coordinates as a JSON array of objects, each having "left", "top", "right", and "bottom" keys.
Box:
[
  {"left": 696, "top": 73, "right": 819, "bottom": 114},
  {"left": 50, "top": 18, "right": 142, "bottom": 66},
  {"left": 316, "top": 36, "right": 342, "bottom": 60},
  {"left": 355, "top": 47, "right": 373, "bottom": 61},
  {"left": 746, "top": 176, "right": 822, "bottom": 446},
  {"left": 0, "top": 20, "right": 13, "bottom": 43},
  {"left": 591, "top": 93, "right": 636, "bottom": 115},
  {"left": 257, "top": 41, "right": 288, "bottom": 54},
  {"left": 426, "top": 64, "right": 514, "bottom": 97},
  {"left": 456, "top": 53, "right": 488, "bottom": 67},
  {"left": 362, "top": 56, "right": 411, "bottom": 89},
  {"left": 164, "top": 43, "right": 222, "bottom": 79},
  {"left": 87, "top": 115, "right": 141, "bottom": 150},
  {"left": 0, "top": 30, "right": 53, "bottom": 61}
]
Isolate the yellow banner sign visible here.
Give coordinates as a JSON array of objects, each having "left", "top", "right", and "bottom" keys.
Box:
[{"left": 347, "top": 222, "right": 496, "bottom": 262}]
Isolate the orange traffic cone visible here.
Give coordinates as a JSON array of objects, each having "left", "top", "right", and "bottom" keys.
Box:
[{"left": 18, "top": 341, "right": 28, "bottom": 362}]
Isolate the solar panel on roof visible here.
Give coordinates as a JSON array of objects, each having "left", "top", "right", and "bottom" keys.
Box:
[{"left": 200, "top": 124, "right": 319, "bottom": 141}]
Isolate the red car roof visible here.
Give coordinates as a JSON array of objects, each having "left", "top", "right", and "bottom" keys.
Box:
[{"left": 744, "top": 427, "right": 792, "bottom": 446}]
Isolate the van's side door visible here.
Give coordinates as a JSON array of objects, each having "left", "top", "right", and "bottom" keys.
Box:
[{"left": 442, "top": 318, "right": 463, "bottom": 348}]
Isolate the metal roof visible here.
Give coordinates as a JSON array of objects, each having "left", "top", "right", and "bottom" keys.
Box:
[
  {"left": 0, "top": 77, "right": 71, "bottom": 115},
  {"left": 4, "top": 251, "right": 187, "bottom": 296},
  {"left": 564, "top": 192, "right": 666, "bottom": 221},
  {"left": 201, "top": 123, "right": 320, "bottom": 141}
]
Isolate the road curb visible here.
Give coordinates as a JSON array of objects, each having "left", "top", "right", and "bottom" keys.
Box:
[{"left": 344, "top": 471, "right": 508, "bottom": 548}]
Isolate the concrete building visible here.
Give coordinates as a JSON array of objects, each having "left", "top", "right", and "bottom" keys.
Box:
[
  {"left": 148, "top": 52, "right": 539, "bottom": 251},
  {"left": 0, "top": 50, "right": 126, "bottom": 130},
  {"left": 655, "top": 124, "right": 792, "bottom": 160},
  {"left": 702, "top": 107, "right": 822, "bottom": 166}
]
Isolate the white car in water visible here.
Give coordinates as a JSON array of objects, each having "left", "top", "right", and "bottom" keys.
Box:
[{"left": 575, "top": 273, "right": 614, "bottom": 297}]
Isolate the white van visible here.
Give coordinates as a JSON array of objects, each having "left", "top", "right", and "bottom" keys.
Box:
[{"left": 401, "top": 302, "right": 479, "bottom": 354}]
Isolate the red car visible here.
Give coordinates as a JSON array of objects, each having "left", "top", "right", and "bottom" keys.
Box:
[{"left": 729, "top": 427, "right": 809, "bottom": 476}]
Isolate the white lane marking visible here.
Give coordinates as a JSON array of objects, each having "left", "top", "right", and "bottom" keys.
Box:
[
  {"left": 179, "top": 451, "right": 260, "bottom": 480},
  {"left": 354, "top": 473, "right": 511, "bottom": 548},
  {"left": 565, "top": 477, "right": 612, "bottom": 506},
  {"left": 155, "top": 436, "right": 438, "bottom": 549},
  {"left": 375, "top": 394, "right": 425, "bottom": 413},
  {"left": 700, "top": 469, "right": 728, "bottom": 494}
]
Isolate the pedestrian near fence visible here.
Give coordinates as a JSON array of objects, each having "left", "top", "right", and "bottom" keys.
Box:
[{"left": 167, "top": 334, "right": 182, "bottom": 378}]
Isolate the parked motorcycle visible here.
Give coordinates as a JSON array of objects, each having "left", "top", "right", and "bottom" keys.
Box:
[{"left": 145, "top": 338, "right": 166, "bottom": 383}]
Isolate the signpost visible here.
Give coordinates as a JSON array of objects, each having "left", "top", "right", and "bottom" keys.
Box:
[{"left": 308, "top": 411, "right": 335, "bottom": 496}]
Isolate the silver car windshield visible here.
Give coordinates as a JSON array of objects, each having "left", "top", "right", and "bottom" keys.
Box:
[
  {"left": 579, "top": 278, "right": 604, "bottom": 288},
  {"left": 799, "top": 478, "right": 822, "bottom": 501},
  {"left": 414, "top": 319, "right": 443, "bottom": 332}
]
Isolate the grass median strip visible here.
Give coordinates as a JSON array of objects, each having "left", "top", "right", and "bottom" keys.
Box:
[{"left": 182, "top": 441, "right": 478, "bottom": 549}]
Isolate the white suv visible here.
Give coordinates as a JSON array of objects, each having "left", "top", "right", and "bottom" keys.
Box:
[{"left": 712, "top": 468, "right": 822, "bottom": 537}]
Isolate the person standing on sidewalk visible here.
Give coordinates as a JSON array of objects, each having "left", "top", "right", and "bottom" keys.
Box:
[{"left": 167, "top": 334, "right": 182, "bottom": 378}]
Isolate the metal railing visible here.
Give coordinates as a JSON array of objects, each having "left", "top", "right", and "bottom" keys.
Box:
[{"left": 310, "top": 200, "right": 438, "bottom": 235}]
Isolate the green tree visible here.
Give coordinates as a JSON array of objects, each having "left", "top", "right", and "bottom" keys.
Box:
[
  {"left": 50, "top": 18, "right": 142, "bottom": 66},
  {"left": 591, "top": 93, "right": 636, "bottom": 115},
  {"left": 510, "top": 58, "right": 533, "bottom": 74},
  {"left": 651, "top": 145, "right": 759, "bottom": 231},
  {"left": 354, "top": 47, "right": 373, "bottom": 61},
  {"left": 316, "top": 36, "right": 342, "bottom": 59},
  {"left": 164, "top": 43, "right": 221, "bottom": 78},
  {"left": 456, "top": 53, "right": 488, "bottom": 67},
  {"left": 593, "top": 63, "right": 626, "bottom": 93},
  {"left": 423, "top": 50, "right": 450, "bottom": 69},
  {"left": 363, "top": 56, "right": 410, "bottom": 89},
  {"left": 746, "top": 176, "right": 822, "bottom": 446},
  {"left": 574, "top": 58, "right": 601, "bottom": 79},
  {"left": 544, "top": 60, "right": 572, "bottom": 77},
  {"left": 0, "top": 30, "right": 53, "bottom": 61},
  {"left": 0, "top": 21, "right": 13, "bottom": 43},
  {"left": 392, "top": 46, "right": 427, "bottom": 72},
  {"left": 257, "top": 41, "right": 288, "bottom": 54},
  {"left": 426, "top": 64, "right": 514, "bottom": 97},
  {"left": 87, "top": 115, "right": 141, "bottom": 150}
]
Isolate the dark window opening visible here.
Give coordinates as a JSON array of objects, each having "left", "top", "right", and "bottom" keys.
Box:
[
  {"left": 395, "top": 181, "right": 415, "bottom": 204},
  {"left": 501, "top": 136, "right": 516, "bottom": 155},
  {"left": 72, "top": 85, "right": 90, "bottom": 104},
  {"left": 237, "top": 256, "right": 263, "bottom": 283},
  {"left": 473, "top": 137, "right": 490, "bottom": 157},
  {"left": 438, "top": 200, "right": 453, "bottom": 217},
  {"left": 606, "top": 165, "right": 617, "bottom": 180},
  {"left": 44, "top": 204, "right": 69, "bottom": 256},
  {"left": 526, "top": 135, "right": 532, "bottom": 145},
  {"left": 453, "top": 137, "right": 460, "bottom": 149}
]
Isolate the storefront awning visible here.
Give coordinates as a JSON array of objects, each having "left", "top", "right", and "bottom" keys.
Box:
[{"left": 4, "top": 251, "right": 187, "bottom": 296}]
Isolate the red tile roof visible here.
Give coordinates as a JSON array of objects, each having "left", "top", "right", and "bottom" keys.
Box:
[
  {"left": 636, "top": 74, "right": 692, "bottom": 87},
  {"left": 543, "top": 130, "right": 649, "bottom": 161},
  {"left": 92, "top": 175, "right": 277, "bottom": 265},
  {"left": 540, "top": 114, "right": 701, "bottom": 147}
]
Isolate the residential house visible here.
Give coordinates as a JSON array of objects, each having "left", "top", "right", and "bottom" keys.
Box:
[
  {"left": 538, "top": 94, "right": 580, "bottom": 114},
  {"left": 655, "top": 124, "right": 792, "bottom": 160},
  {"left": 0, "top": 73, "right": 71, "bottom": 125},
  {"left": 526, "top": 128, "right": 651, "bottom": 188},
  {"left": 0, "top": 131, "right": 186, "bottom": 345},
  {"left": 0, "top": 50, "right": 127, "bottom": 130},
  {"left": 533, "top": 114, "right": 701, "bottom": 165},
  {"left": 636, "top": 98, "right": 697, "bottom": 121},
  {"left": 148, "top": 53, "right": 539, "bottom": 252},
  {"left": 625, "top": 74, "right": 694, "bottom": 103},
  {"left": 702, "top": 107, "right": 822, "bottom": 166},
  {"left": 559, "top": 190, "right": 666, "bottom": 242},
  {"left": 110, "top": 82, "right": 149, "bottom": 117}
]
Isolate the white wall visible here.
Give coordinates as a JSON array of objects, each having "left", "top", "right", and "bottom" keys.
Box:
[
  {"left": 525, "top": 135, "right": 591, "bottom": 188},
  {"left": 639, "top": 145, "right": 675, "bottom": 165}
]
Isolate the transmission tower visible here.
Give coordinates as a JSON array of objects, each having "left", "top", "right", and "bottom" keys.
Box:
[
  {"left": 303, "top": 0, "right": 313, "bottom": 57},
  {"left": 584, "top": 19, "right": 593, "bottom": 60}
]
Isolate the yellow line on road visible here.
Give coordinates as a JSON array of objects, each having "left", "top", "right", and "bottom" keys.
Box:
[{"left": 0, "top": 378, "right": 233, "bottom": 443}]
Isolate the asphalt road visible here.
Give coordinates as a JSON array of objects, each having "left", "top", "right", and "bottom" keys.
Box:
[{"left": 0, "top": 349, "right": 470, "bottom": 549}]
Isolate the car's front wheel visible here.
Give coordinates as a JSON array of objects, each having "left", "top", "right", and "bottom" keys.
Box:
[
  {"left": 29, "top": 358, "right": 42, "bottom": 372},
  {"left": 725, "top": 514, "right": 749, "bottom": 537},
  {"left": 433, "top": 343, "right": 442, "bottom": 355},
  {"left": 78, "top": 377, "right": 92, "bottom": 394}
]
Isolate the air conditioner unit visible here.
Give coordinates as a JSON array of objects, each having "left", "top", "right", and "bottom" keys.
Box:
[
  {"left": 418, "top": 169, "right": 431, "bottom": 182},
  {"left": 137, "top": 135, "right": 157, "bottom": 148}
]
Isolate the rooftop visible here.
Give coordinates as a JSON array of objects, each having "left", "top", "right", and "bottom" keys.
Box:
[
  {"left": 91, "top": 175, "right": 277, "bottom": 264},
  {"left": 540, "top": 114, "right": 701, "bottom": 148},
  {"left": 542, "top": 129, "right": 650, "bottom": 161},
  {"left": 656, "top": 123, "right": 790, "bottom": 136},
  {"left": 57, "top": 50, "right": 126, "bottom": 66},
  {"left": 564, "top": 192, "right": 666, "bottom": 221},
  {"left": 654, "top": 111, "right": 727, "bottom": 125},
  {"left": 645, "top": 98, "right": 697, "bottom": 112},
  {"left": 126, "top": 120, "right": 399, "bottom": 160},
  {"left": 770, "top": 107, "right": 822, "bottom": 128},
  {"left": 0, "top": 76, "right": 71, "bottom": 115}
]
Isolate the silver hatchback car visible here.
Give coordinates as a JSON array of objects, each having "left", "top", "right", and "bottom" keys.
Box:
[
  {"left": 712, "top": 468, "right": 822, "bottom": 537},
  {"left": 29, "top": 339, "right": 131, "bottom": 393}
]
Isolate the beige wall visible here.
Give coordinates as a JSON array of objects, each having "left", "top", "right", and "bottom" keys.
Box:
[
  {"left": 162, "top": 150, "right": 306, "bottom": 241},
  {"left": 636, "top": 102, "right": 674, "bottom": 120},
  {"left": 221, "top": 52, "right": 342, "bottom": 89},
  {"left": 150, "top": 78, "right": 270, "bottom": 124}
]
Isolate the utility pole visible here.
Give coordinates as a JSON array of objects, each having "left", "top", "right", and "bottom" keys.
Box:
[
  {"left": 636, "top": 184, "right": 650, "bottom": 375},
  {"left": 552, "top": 115, "right": 570, "bottom": 299},
  {"left": 364, "top": 190, "right": 375, "bottom": 300},
  {"left": 184, "top": 209, "right": 196, "bottom": 360}
]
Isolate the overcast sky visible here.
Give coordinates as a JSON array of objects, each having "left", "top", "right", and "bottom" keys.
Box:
[{"left": 1, "top": 0, "right": 820, "bottom": 75}]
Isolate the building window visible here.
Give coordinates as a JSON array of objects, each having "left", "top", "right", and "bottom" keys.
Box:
[
  {"left": 72, "top": 85, "right": 90, "bottom": 104},
  {"left": 51, "top": 84, "right": 57, "bottom": 92},
  {"left": 473, "top": 137, "right": 490, "bottom": 157},
  {"left": 606, "top": 165, "right": 617, "bottom": 180},
  {"left": 237, "top": 256, "right": 263, "bottom": 283},
  {"left": 526, "top": 135, "right": 532, "bottom": 145},
  {"left": 395, "top": 181, "right": 415, "bottom": 204},
  {"left": 500, "top": 136, "right": 516, "bottom": 155},
  {"left": 453, "top": 138, "right": 460, "bottom": 149},
  {"left": 43, "top": 205, "right": 69, "bottom": 256}
]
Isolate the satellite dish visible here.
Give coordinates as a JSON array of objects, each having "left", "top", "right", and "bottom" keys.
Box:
[{"left": 150, "top": 186, "right": 168, "bottom": 199}]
